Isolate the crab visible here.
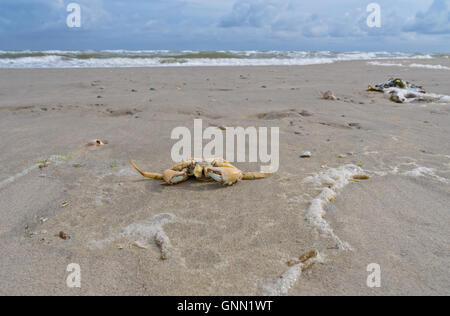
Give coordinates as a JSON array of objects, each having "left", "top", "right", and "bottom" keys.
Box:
[{"left": 130, "top": 158, "right": 270, "bottom": 186}]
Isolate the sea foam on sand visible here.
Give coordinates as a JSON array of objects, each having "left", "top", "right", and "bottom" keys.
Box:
[
  {"left": 368, "top": 61, "right": 450, "bottom": 70},
  {"left": 89, "top": 213, "right": 176, "bottom": 250},
  {"left": 303, "top": 164, "right": 365, "bottom": 250},
  {"left": 259, "top": 251, "right": 323, "bottom": 296}
]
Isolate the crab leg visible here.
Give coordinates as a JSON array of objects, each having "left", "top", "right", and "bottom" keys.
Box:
[
  {"left": 130, "top": 160, "right": 164, "bottom": 180},
  {"left": 130, "top": 160, "right": 190, "bottom": 185},
  {"left": 242, "top": 172, "right": 270, "bottom": 180}
]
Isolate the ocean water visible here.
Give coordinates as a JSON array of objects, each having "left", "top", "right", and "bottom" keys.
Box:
[{"left": 0, "top": 50, "right": 441, "bottom": 68}]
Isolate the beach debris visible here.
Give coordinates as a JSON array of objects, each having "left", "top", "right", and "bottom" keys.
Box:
[
  {"left": 261, "top": 85, "right": 267, "bottom": 88},
  {"left": 88, "top": 139, "right": 106, "bottom": 146},
  {"left": 59, "top": 231, "right": 69, "bottom": 240},
  {"left": 39, "top": 161, "right": 52, "bottom": 169},
  {"left": 149, "top": 88, "right": 156, "bottom": 91},
  {"left": 300, "top": 151, "right": 312, "bottom": 158},
  {"left": 73, "top": 163, "right": 83, "bottom": 168},
  {"left": 368, "top": 78, "right": 450, "bottom": 103},
  {"left": 131, "top": 89, "right": 137, "bottom": 92},
  {"left": 322, "top": 90, "right": 338, "bottom": 101},
  {"left": 338, "top": 154, "right": 347, "bottom": 159},
  {"left": 368, "top": 78, "right": 424, "bottom": 92},
  {"left": 287, "top": 249, "right": 318, "bottom": 268},
  {"left": 61, "top": 201, "right": 69, "bottom": 207},
  {"left": 117, "top": 245, "right": 124, "bottom": 250},
  {"left": 353, "top": 174, "right": 370, "bottom": 180},
  {"left": 130, "top": 157, "right": 271, "bottom": 186},
  {"left": 218, "top": 126, "right": 227, "bottom": 131}
]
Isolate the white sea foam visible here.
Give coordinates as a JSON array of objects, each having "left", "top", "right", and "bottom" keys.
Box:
[
  {"left": 260, "top": 251, "right": 323, "bottom": 296},
  {"left": 368, "top": 61, "right": 404, "bottom": 67},
  {"left": 89, "top": 213, "right": 176, "bottom": 249},
  {"left": 0, "top": 155, "right": 71, "bottom": 189},
  {"left": 260, "top": 264, "right": 303, "bottom": 296},
  {"left": 409, "top": 63, "right": 450, "bottom": 70},
  {"left": 303, "top": 164, "right": 364, "bottom": 250},
  {"left": 0, "top": 50, "right": 435, "bottom": 68},
  {"left": 368, "top": 61, "right": 450, "bottom": 70},
  {"left": 0, "top": 165, "right": 40, "bottom": 189},
  {"left": 369, "top": 160, "right": 449, "bottom": 184},
  {"left": 403, "top": 167, "right": 448, "bottom": 184}
]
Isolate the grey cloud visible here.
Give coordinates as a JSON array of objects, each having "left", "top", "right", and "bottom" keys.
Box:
[
  {"left": 219, "top": 0, "right": 374, "bottom": 38},
  {"left": 403, "top": 0, "right": 450, "bottom": 34},
  {"left": 220, "top": 0, "right": 450, "bottom": 39}
]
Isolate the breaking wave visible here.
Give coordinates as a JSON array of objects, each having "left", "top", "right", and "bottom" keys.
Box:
[{"left": 0, "top": 50, "right": 435, "bottom": 68}]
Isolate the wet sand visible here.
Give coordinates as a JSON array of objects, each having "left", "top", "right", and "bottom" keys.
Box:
[{"left": 0, "top": 60, "right": 449, "bottom": 295}]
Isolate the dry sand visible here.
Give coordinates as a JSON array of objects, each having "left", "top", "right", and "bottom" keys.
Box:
[{"left": 0, "top": 60, "right": 449, "bottom": 295}]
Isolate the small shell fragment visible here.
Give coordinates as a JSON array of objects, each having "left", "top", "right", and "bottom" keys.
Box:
[
  {"left": 322, "top": 90, "right": 338, "bottom": 101},
  {"left": 88, "top": 139, "right": 106, "bottom": 146}
]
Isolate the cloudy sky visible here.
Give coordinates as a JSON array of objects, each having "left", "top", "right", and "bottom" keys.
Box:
[{"left": 0, "top": 0, "right": 449, "bottom": 52}]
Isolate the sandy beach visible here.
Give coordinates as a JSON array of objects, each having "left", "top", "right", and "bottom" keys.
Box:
[{"left": 0, "top": 60, "right": 449, "bottom": 296}]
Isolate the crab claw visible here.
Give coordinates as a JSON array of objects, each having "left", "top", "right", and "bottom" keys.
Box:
[
  {"left": 162, "top": 169, "right": 189, "bottom": 185},
  {"left": 207, "top": 166, "right": 243, "bottom": 185}
]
